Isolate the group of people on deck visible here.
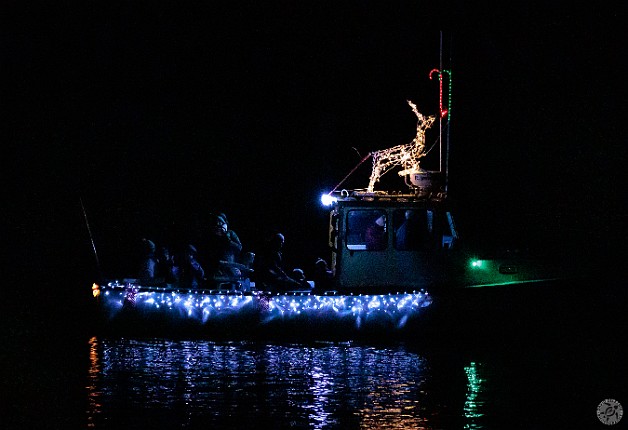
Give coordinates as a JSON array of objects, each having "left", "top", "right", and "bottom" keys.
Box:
[
  {"left": 136, "top": 212, "right": 333, "bottom": 293},
  {"left": 137, "top": 239, "right": 206, "bottom": 289}
]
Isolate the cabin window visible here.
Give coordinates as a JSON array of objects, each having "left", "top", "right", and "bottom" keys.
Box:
[
  {"left": 346, "top": 210, "right": 387, "bottom": 251},
  {"left": 393, "top": 209, "right": 429, "bottom": 251}
]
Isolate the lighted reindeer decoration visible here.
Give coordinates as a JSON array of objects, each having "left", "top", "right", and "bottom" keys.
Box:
[{"left": 367, "top": 101, "right": 435, "bottom": 192}]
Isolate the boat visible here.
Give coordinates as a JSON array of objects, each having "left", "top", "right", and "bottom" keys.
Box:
[{"left": 89, "top": 66, "right": 573, "bottom": 338}]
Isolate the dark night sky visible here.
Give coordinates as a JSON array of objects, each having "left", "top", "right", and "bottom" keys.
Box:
[{"left": 5, "top": 1, "right": 626, "bottom": 283}]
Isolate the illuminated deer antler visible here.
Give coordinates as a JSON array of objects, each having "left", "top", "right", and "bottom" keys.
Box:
[{"left": 367, "top": 101, "right": 435, "bottom": 192}]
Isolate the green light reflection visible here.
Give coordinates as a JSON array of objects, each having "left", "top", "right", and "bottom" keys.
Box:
[{"left": 463, "top": 361, "right": 485, "bottom": 429}]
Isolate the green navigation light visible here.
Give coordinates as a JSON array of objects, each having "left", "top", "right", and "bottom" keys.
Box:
[{"left": 470, "top": 259, "right": 483, "bottom": 268}]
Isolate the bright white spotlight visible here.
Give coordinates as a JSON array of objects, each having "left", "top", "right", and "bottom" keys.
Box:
[{"left": 321, "top": 193, "right": 337, "bottom": 206}]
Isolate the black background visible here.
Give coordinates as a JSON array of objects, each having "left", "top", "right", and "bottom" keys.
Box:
[
  {"left": 5, "top": 1, "right": 625, "bottom": 284},
  {"left": 2, "top": 3, "right": 627, "bottom": 428}
]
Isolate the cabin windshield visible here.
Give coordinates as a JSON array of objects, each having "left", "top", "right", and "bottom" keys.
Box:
[
  {"left": 393, "top": 209, "right": 431, "bottom": 251},
  {"left": 346, "top": 210, "right": 387, "bottom": 251}
]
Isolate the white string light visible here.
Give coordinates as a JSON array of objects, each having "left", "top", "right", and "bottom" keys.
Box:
[{"left": 98, "top": 281, "right": 432, "bottom": 327}]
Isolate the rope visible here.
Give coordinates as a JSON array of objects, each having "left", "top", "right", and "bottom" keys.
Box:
[{"left": 329, "top": 152, "right": 372, "bottom": 194}]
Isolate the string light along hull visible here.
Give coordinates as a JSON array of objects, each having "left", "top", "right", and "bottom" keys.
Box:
[{"left": 91, "top": 281, "right": 434, "bottom": 338}]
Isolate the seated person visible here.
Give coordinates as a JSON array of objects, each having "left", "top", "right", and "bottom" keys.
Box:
[
  {"left": 254, "top": 232, "right": 303, "bottom": 292},
  {"left": 205, "top": 212, "right": 243, "bottom": 279},
  {"left": 179, "top": 244, "right": 205, "bottom": 289},
  {"left": 156, "top": 245, "right": 179, "bottom": 284},
  {"left": 241, "top": 251, "right": 255, "bottom": 271},
  {"left": 137, "top": 238, "right": 158, "bottom": 279},
  {"left": 237, "top": 251, "right": 255, "bottom": 292},
  {"left": 365, "top": 215, "right": 387, "bottom": 250},
  {"left": 312, "top": 257, "right": 333, "bottom": 291},
  {"left": 238, "top": 251, "right": 255, "bottom": 278},
  {"left": 291, "top": 268, "right": 313, "bottom": 291},
  {"left": 395, "top": 210, "right": 426, "bottom": 250}
]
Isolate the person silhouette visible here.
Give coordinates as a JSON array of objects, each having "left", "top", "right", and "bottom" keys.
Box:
[
  {"left": 254, "top": 232, "right": 302, "bottom": 292},
  {"left": 179, "top": 244, "right": 205, "bottom": 289},
  {"left": 395, "top": 210, "right": 426, "bottom": 250},
  {"left": 313, "top": 257, "right": 333, "bottom": 291},
  {"left": 156, "top": 245, "right": 179, "bottom": 284},
  {"left": 137, "top": 238, "right": 158, "bottom": 279},
  {"left": 365, "top": 215, "right": 387, "bottom": 250},
  {"left": 205, "top": 212, "right": 243, "bottom": 278}
]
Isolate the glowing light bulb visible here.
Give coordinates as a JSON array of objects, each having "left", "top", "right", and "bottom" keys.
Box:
[{"left": 321, "top": 193, "right": 337, "bottom": 206}]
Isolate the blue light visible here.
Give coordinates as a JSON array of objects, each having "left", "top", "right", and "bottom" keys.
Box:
[
  {"left": 98, "top": 281, "right": 432, "bottom": 327},
  {"left": 321, "top": 193, "right": 337, "bottom": 206}
]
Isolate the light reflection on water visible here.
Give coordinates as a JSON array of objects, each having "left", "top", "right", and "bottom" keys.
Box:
[
  {"left": 87, "top": 337, "right": 102, "bottom": 428},
  {"left": 85, "top": 336, "right": 467, "bottom": 429},
  {"left": 463, "top": 362, "right": 486, "bottom": 430}
]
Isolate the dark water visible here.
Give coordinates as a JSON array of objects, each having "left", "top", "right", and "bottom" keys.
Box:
[{"left": 4, "top": 276, "right": 627, "bottom": 429}]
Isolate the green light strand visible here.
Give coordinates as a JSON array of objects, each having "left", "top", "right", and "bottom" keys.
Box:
[{"left": 445, "top": 69, "right": 452, "bottom": 119}]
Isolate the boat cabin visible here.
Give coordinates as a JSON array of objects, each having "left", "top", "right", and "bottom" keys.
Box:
[{"left": 325, "top": 189, "right": 457, "bottom": 294}]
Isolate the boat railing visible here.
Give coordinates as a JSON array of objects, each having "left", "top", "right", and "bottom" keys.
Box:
[
  {"left": 99, "top": 280, "right": 427, "bottom": 298},
  {"left": 330, "top": 189, "right": 446, "bottom": 203},
  {"left": 103, "top": 280, "right": 316, "bottom": 297},
  {"left": 104, "top": 280, "right": 251, "bottom": 296}
]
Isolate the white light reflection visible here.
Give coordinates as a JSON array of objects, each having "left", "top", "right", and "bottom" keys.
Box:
[{"left": 87, "top": 339, "right": 431, "bottom": 428}]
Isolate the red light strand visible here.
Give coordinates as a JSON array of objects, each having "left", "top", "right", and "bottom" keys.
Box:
[{"left": 429, "top": 69, "right": 451, "bottom": 118}]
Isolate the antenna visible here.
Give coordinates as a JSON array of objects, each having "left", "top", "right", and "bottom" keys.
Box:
[{"left": 80, "top": 197, "right": 102, "bottom": 276}]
